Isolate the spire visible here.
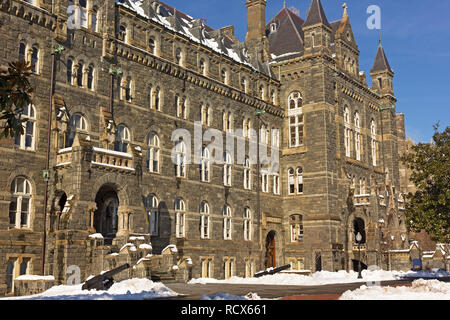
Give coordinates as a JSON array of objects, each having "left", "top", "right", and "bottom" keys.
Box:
[
  {"left": 302, "top": 0, "right": 331, "bottom": 28},
  {"left": 371, "top": 39, "right": 393, "bottom": 73},
  {"left": 342, "top": 3, "right": 348, "bottom": 16}
]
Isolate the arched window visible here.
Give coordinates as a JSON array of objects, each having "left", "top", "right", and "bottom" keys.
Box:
[
  {"left": 273, "top": 173, "right": 280, "bottom": 195},
  {"left": 201, "top": 104, "right": 210, "bottom": 126},
  {"left": 288, "top": 168, "right": 295, "bottom": 195},
  {"left": 244, "top": 157, "right": 251, "bottom": 190},
  {"left": 223, "top": 152, "right": 232, "bottom": 186},
  {"left": 125, "top": 77, "right": 132, "bottom": 102},
  {"left": 354, "top": 112, "right": 361, "bottom": 161},
  {"left": 174, "top": 140, "right": 186, "bottom": 178},
  {"left": 272, "top": 128, "right": 279, "bottom": 148},
  {"left": 223, "top": 205, "right": 232, "bottom": 240},
  {"left": 67, "top": 58, "right": 73, "bottom": 84},
  {"left": 288, "top": 92, "right": 304, "bottom": 147},
  {"left": 290, "top": 214, "right": 304, "bottom": 242},
  {"left": 353, "top": 218, "right": 366, "bottom": 244},
  {"left": 261, "top": 169, "right": 269, "bottom": 193},
  {"left": 14, "top": 104, "right": 36, "bottom": 150},
  {"left": 244, "top": 208, "right": 252, "bottom": 241},
  {"left": 344, "top": 106, "right": 351, "bottom": 157},
  {"left": 9, "top": 177, "right": 32, "bottom": 229},
  {"left": 175, "top": 198, "right": 186, "bottom": 238},
  {"left": 177, "top": 96, "right": 187, "bottom": 119},
  {"left": 19, "top": 42, "right": 26, "bottom": 62},
  {"left": 259, "top": 85, "right": 265, "bottom": 100},
  {"left": 90, "top": 7, "right": 97, "bottom": 32},
  {"left": 296, "top": 167, "right": 304, "bottom": 194},
  {"left": 87, "top": 64, "right": 94, "bottom": 90},
  {"left": 200, "top": 146, "right": 210, "bottom": 182},
  {"left": 222, "top": 111, "right": 232, "bottom": 133},
  {"left": 114, "top": 125, "right": 130, "bottom": 153},
  {"left": 76, "top": 62, "right": 84, "bottom": 87},
  {"left": 154, "top": 87, "right": 161, "bottom": 111},
  {"left": 146, "top": 195, "right": 159, "bottom": 236},
  {"left": 221, "top": 69, "right": 227, "bottom": 84},
  {"left": 371, "top": 119, "right": 377, "bottom": 166},
  {"left": 119, "top": 25, "right": 127, "bottom": 42},
  {"left": 147, "top": 133, "right": 160, "bottom": 173},
  {"left": 243, "top": 118, "right": 251, "bottom": 138},
  {"left": 241, "top": 76, "right": 247, "bottom": 93},
  {"left": 66, "top": 114, "right": 88, "bottom": 147},
  {"left": 200, "top": 201, "right": 210, "bottom": 239},
  {"left": 31, "top": 46, "right": 39, "bottom": 74},
  {"left": 260, "top": 124, "right": 269, "bottom": 144},
  {"left": 175, "top": 48, "right": 182, "bottom": 65},
  {"left": 148, "top": 37, "right": 156, "bottom": 54},
  {"left": 270, "top": 89, "right": 276, "bottom": 105},
  {"left": 79, "top": 0, "right": 88, "bottom": 28},
  {"left": 199, "top": 59, "right": 206, "bottom": 75}
]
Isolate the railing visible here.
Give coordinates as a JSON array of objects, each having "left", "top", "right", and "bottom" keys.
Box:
[
  {"left": 55, "top": 147, "right": 72, "bottom": 167},
  {"left": 91, "top": 147, "right": 135, "bottom": 172},
  {"left": 353, "top": 244, "right": 367, "bottom": 251},
  {"left": 354, "top": 194, "right": 370, "bottom": 206}
]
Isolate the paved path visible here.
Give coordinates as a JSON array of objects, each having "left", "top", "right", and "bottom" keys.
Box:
[{"left": 163, "top": 278, "right": 422, "bottom": 300}]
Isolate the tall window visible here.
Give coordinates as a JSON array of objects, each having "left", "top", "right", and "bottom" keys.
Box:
[
  {"left": 288, "top": 92, "right": 304, "bottom": 147},
  {"left": 354, "top": 112, "right": 361, "bottom": 161},
  {"left": 201, "top": 258, "right": 213, "bottom": 278},
  {"left": 200, "top": 201, "right": 210, "bottom": 239},
  {"left": 76, "top": 62, "right": 84, "bottom": 87},
  {"left": 19, "top": 43, "right": 26, "bottom": 62},
  {"left": 290, "top": 215, "right": 304, "bottom": 242},
  {"left": 114, "top": 125, "right": 130, "bottom": 153},
  {"left": 119, "top": 25, "right": 127, "bottom": 42},
  {"left": 296, "top": 167, "right": 304, "bottom": 194},
  {"left": 271, "top": 128, "right": 279, "bottom": 148},
  {"left": 241, "top": 76, "right": 247, "bottom": 93},
  {"left": 288, "top": 168, "right": 295, "bottom": 195},
  {"left": 243, "top": 118, "right": 251, "bottom": 138},
  {"left": 79, "top": 0, "right": 88, "bottom": 28},
  {"left": 201, "top": 104, "right": 210, "bottom": 126},
  {"left": 31, "top": 46, "right": 39, "bottom": 74},
  {"left": 243, "top": 157, "right": 251, "bottom": 190},
  {"left": 260, "top": 125, "right": 269, "bottom": 144},
  {"left": 273, "top": 173, "right": 280, "bottom": 195},
  {"left": 66, "top": 114, "right": 88, "bottom": 147},
  {"left": 223, "top": 205, "right": 232, "bottom": 240},
  {"left": 125, "top": 77, "right": 132, "bottom": 102},
  {"left": 148, "top": 38, "right": 156, "bottom": 54},
  {"left": 261, "top": 170, "right": 269, "bottom": 193},
  {"left": 371, "top": 119, "right": 377, "bottom": 166},
  {"left": 67, "top": 58, "right": 73, "bottom": 83},
  {"left": 200, "top": 146, "right": 210, "bottom": 182},
  {"left": 90, "top": 8, "right": 97, "bottom": 32},
  {"left": 87, "top": 64, "right": 94, "bottom": 90},
  {"left": 259, "top": 85, "right": 265, "bottom": 100},
  {"left": 223, "top": 111, "right": 232, "bottom": 132},
  {"left": 175, "top": 198, "right": 186, "bottom": 238},
  {"left": 175, "top": 48, "right": 182, "bottom": 65},
  {"left": 199, "top": 59, "right": 206, "bottom": 75},
  {"left": 9, "top": 177, "right": 32, "bottom": 229},
  {"left": 223, "top": 152, "right": 232, "bottom": 186},
  {"left": 177, "top": 96, "right": 187, "bottom": 119},
  {"left": 14, "top": 104, "right": 36, "bottom": 150},
  {"left": 344, "top": 106, "right": 351, "bottom": 157},
  {"left": 243, "top": 208, "right": 252, "bottom": 241},
  {"left": 174, "top": 140, "right": 186, "bottom": 178},
  {"left": 147, "top": 133, "right": 160, "bottom": 173},
  {"left": 146, "top": 195, "right": 159, "bottom": 236},
  {"left": 221, "top": 69, "right": 227, "bottom": 84}
]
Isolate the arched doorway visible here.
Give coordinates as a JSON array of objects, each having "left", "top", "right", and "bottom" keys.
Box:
[
  {"left": 265, "top": 231, "right": 276, "bottom": 269},
  {"left": 353, "top": 217, "right": 366, "bottom": 244},
  {"left": 94, "top": 185, "right": 119, "bottom": 244}
]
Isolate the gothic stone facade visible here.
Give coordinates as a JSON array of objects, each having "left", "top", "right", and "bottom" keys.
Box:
[{"left": 0, "top": 0, "right": 412, "bottom": 296}]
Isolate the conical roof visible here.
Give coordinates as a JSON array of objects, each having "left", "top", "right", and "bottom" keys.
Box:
[
  {"left": 371, "top": 42, "right": 393, "bottom": 73},
  {"left": 302, "top": 0, "right": 331, "bottom": 29}
]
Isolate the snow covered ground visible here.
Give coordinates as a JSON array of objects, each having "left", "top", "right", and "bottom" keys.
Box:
[
  {"left": 1, "top": 279, "right": 178, "bottom": 300},
  {"left": 340, "top": 279, "right": 450, "bottom": 300},
  {"left": 189, "top": 269, "right": 450, "bottom": 286},
  {"left": 201, "top": 292, "right": 262, "bottom": 300}
]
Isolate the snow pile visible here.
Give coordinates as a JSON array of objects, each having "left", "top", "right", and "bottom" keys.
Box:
[
  {"left": 340, "top": 279, "right": 450, "bottom": 300},
  {"left": 202, "top": 292, "right": 262, "bottom": 300},
  {"left": 189, "top": 270, "right": 416, "bottom": 286},
  {"left": 400, "top": 269, "right": 450, "bottom": 279},
  {"left": 2, "top": 279, "right": 178, "bottom": 300}
]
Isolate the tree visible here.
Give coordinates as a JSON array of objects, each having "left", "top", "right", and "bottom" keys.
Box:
[
  {"left": 0, "top": 60, "right": 34, "bottom": 139},
  {"left": 401, "top": 124, "right": 450, "bottom": 270}
]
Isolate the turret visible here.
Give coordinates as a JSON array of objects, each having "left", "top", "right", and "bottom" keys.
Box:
[
  {"left": 245, "top": 0, "right": 270, "bottom": 63},
  {"left": 301, "top": 0, "right": 332, "bottom": 56},
  {"left": 370, "top": 39, "right": 394, "bottom": 95}
]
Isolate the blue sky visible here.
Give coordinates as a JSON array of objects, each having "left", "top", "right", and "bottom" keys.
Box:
[{"left": 164, "top": 0, "right": 450, "bottom": 143}]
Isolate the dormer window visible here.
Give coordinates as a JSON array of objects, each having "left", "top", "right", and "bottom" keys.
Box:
[{"left": 270, "top": 23, "right": 277, "bottom": 33}]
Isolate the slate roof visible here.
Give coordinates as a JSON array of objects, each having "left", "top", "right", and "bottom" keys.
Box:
[
  {"left": 302, "top": 0, "right": 331, "bottom": 29},
  {"left": 371, "top": 42, "right": 393, "bottom": 73}
]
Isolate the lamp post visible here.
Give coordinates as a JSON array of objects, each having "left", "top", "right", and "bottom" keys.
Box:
[{"left": 356, "top": 232, "right": 363, "bottom": 279}]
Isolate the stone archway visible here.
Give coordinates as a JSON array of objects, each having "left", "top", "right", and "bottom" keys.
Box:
[
  {"left": 94, "top": 185, "right": 119, "bottom": 244},
  {"left": 265, "top": 231, "right": 276, "bottom": 269}
]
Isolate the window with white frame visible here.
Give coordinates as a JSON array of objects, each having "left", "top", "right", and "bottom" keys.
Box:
[
  {"left": 240, "top": 76, "right": 247, "bottom": 93},
  {"left": 201, "top": 258, "right": 213, "bottom": 278},
  {"left": 200, "top": 201, "right": 210, "bottom": 239},
  {"left": 66, "top": 114, "right": 88, "bottom": 147},
  {"left": 201, "top": 104, "right": 210, "bottom": 126},
  {"left": 177, "top": 96, "right": 187, "bottom": 119},
  {"left": 296, "top": 167, "right": 304, "bottom": 194},
  {"left": 243, "top": 207, "right": 252, "bottom": 241},
  {"left": 288, "top": 92, "right": 304, "bottom": 147},
  {"left": 344, "top": 106, "right": 351, "bottom": 157},
  {"left": 290, "top": 214, "right": 304, "bottom": 242},
  {"left": 354, "top": 112, "right": 361, "bottom": 161},
  {"left": 243, "top": 118, "right": 251, "bottom": 138},
  {"left": 223, "top": 111, "right": 232, "bottom": 133},
  {"left": 223, "top": 205, "right": 232, "bottom": 240},
  {"left": 147, "top": 133, "right": 160, "bottom": 173},
  {"left": 14, "top": 104, "right": 36, "bottom": 151},
  {"left": 146, "top": 194, "right": 159, "bottom": 236},
  {"left": 371, "top": 119, "right": 377, "bottom": 166},
  {"left": 200, "top": 146, "right": 210, "bottom": 182},
  {"left": 175, "top": 198, "right": 186, "bottom": 238},
  {"left": 261, "top": 170, "right": 269, "bottom": 193},
  {"left": 260, "top": 125, "right": 269, "bottom": 144},
  {"left": 288, "top": 168, "right": 295, "bottom": 195},
  {"left": 150, "top": 86, "right": 161, "bottom": 111},
  {"left": 79, "top": 0, "right": 88, "bottom": 28},
  {"left": 245, "top": 260, "right": 255, "bottom": 278},
  {"left": 244, "top": 157, "right": 252, "bottom": 190},
  {"left": 9, "top": 177, "right": 32, "bottom": 229},
  {"left": 114, "top": 125, "right": 130, "bottom": 153},
  {"left": 223, "top": 152, "right": 232, "bottom": 186},
  {"left": 224, "top": 258, "right": 235, "bottom": 279},
  {"left": 90, "top": 7, "right": 97, "bottom": 32},
  {"left": 273, "top": 173, "right": 280, "bottom": 195},
  {"left": 174, "top": 140, "right": 186, "bottom": 178},
  {"left": 271, "top": 128, "right": 279, "bottom": 148},
  {"left": 199, "top": 58, "right": 206, "bottom": 75}
]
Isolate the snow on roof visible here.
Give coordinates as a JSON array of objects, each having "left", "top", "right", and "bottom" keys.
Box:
[
  {"left": 139, "top": 244, "right": 152, "bottom": 250},
  {"left": 15, "top": 275, "right": 55, "bottom": 281},
  {"left": 89, "top": 233, "right": 104, "bottom": 239},
  {"left": 129, "top": 236, "right": 145, "bottom": 241},
  {"left": 120, "top": 243, "right": 137, "bottom": 252},
  {"left": 162, "top": 244, "right": 178, "bottom": 253},
  {"left": 116, "top": 0, "right": 257, "bottom": 71}
]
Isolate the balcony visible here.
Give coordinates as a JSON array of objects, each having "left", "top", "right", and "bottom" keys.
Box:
[
  {"left": 56, "top": 148, "right": 72, "bottom": 167},
  {"left": 354, "top": 194, "right": 370, "bottom": 206}
]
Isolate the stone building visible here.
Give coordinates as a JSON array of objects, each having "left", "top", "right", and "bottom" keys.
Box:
[{"left": 0, "top": 0, "right": 415, "bottom": 296}]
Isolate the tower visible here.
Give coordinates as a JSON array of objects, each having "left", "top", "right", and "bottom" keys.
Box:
[
  {"left": 301, "top": 0, "right": 332, "bottom": 56},
  {"left": 370, "top": 39, "right": 394, "bottom": 95},
  {"left": 245, "top": 0, "right": 270, "bottom": 63}
]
